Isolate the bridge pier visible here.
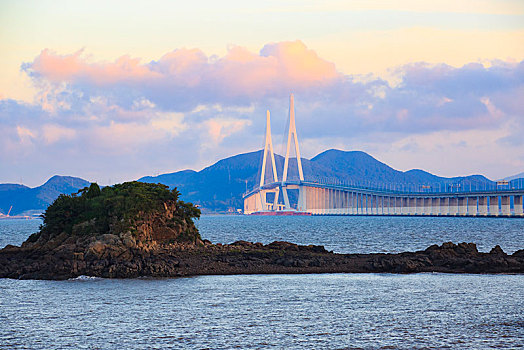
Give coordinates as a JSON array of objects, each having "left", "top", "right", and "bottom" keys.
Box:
[
  {"left": 414, "top": 197, "right": 421, "bottom": 215},
  {"left": 331, "top": 189, "right": 336, "bottom": 214},
  {"left": 325, "top": 189, "right": 331, "bottom": 214},
  {"left": 515, "top": 195, "right": 523, "bottom": 216},
  {"left": 391, "top": 197, "right": 397, "bottom": 215},
  {"left": 323, "top": 188, "right": 328, "bottom": 215},
  {"left": 338, "top": 190, "right": 344, "bottom": 214},
  {"left": 489, "top": 196, "right": 499, "bottom": 216},
  {"left": 344, "top": 191, "right": 348, "bottom": 214},
  {"left": 439, "top": 197, "right": 448, "bottom": 215},
  {"left": 390, "top": 197, "right": 395, "bottom": 214},
  {"left": 458, "top": 197, "right": 467, "bottom": 216},
  {"left": 448, "top": 197, "right": 457, "bottom": 215},
  {"left": 467, "top": 197, "right": 477, "bottom": 216},
  {"left": 396, "top": 197, "right": 403, "bottom": 215},
  {"left": 297, "top": 185, "right": 306, "bottom": 212},
  {"left": 424, "top": 198, "right": 430, "bottom": 215},
  {"left": 478, "top": 196, "right": 488, "bottom": 216},
  {"left": 501, "top": 196, "right": 511, "bottom": 216},
  {"left": 415, "top": 197, "right": 422, "bottom": 215},
  {"left": 405, "top": 197, "right": 412, "bottom": 215},
  {"left": 432, "top": 197, "right": 441, "bottom": 215}
]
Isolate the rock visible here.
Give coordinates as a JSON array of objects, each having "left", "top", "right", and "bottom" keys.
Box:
[
  {"left": 267, "top": 241, "right": 299, "bottom": 251},
  {"left": 512, "top": 249, "right": 524, "bottom": 258},
  {"left": 298, "top": 244, "right": 327, "bottom": 253},
  {"left": 231, "top": 240, "right": 254, "bottom": 247},
  {"left": 489, "top": 245, "right": 506, "bottom": 255},
  {"left": 121, "top": 232, "right": 136, "bottom": 248},
  {"left": 457, "top": 242, "right": 478, "bottom": 254}
]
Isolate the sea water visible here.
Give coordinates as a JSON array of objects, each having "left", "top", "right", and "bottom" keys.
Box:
[{"left": 0, "top": 216, "right": 523, "bottom": 349}]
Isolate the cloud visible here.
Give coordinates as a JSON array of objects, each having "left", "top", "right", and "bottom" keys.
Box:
[
  {"left": 23, "top": 41, "right": 340, "bottom": 110},
  {"left": 16, "top": 126, "right": 36, "bottom": 145},
  {"left": 42, "top": 124, "right": 76, "bottom": 144},
  {"left": 204, "top": 118, "right": 253, "bottom": 145},
  {"left": 26, "top": 48, "right": 157, "bottom": 85},
  {"left": 1, "top": 41, "right": 523, "bottom": 184}
]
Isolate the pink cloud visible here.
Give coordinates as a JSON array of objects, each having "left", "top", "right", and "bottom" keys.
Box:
[
  {"left": 29, "top": 49, "right": 159, "bottom": 85},
  {"left": 203, "top": 118, "right": 252, "bottom": 145},
  {"left": 260, "top": 40, "right": 338, "bottom": 84},
  {"left": 24, "top": 41, "right": 341, "bottom": 100},
  {"left": 42, "top": 124, "right": 76, "bottom": 144}
]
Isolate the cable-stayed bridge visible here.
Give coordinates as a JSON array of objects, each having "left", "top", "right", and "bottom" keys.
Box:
[{"left": 243, "top": 94, "right": 524, "bottom": 217}]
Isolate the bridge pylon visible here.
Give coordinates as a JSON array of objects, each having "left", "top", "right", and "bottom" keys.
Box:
[
  {"left": 282, "top": 93, "right": 305, "bottom": 210},
  {"left": 260, "top": 110, "right": 278, "bottom": 187},
  {"left": 257, "top": 110, "right": 280, "bottom": 211}
]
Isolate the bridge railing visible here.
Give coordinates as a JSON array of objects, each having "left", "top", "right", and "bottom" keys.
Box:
[
  {"left": 245, "top": 176, "right": 524, "bottom": 197},
  {"left": 304, "top": 176, "right": 524, "bottom": 194}
]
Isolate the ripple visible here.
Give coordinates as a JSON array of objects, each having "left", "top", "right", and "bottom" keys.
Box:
[{"left": 1, "top": 217, "right": 523, "bottom": 349}]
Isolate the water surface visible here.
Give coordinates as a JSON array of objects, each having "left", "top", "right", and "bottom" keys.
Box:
[
  {"left": 2, "top": 216, "right": 522, "bottom": 254},
  {"left": 1, "top": 216, "right": 522, "bottom": 349}
]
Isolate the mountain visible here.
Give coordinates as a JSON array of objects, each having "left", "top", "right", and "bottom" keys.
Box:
[
  {"left": 140, "top": 149, "right": 494, "bottom": 212},
  {"left": 0, "top": 149, "right": 498, "bottom": 214},
  {"left": 312, "top": 150, "right": 493, "bottom": 187},
  {"left": 501, "top": 171, "right": 524, "bottom": 181},
  {"left": 311, "top": 150, "right": 409, "bottom": 183},
  {"left": 0, "top": 176, "right": 90, "bottom": 215}
]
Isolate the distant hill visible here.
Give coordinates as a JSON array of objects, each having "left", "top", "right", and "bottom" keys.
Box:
[
  {"left": 0, "top": 149, "right": 499, "bottom": 214},
  {"left": 0, "top": 176, "right": 90, "bottom": 215},
  {"left": 501, "top": 171, "right": 524, "bottom": 181},
  {"left": 140, "top": 149, "right": 495, "bottom": 212}
]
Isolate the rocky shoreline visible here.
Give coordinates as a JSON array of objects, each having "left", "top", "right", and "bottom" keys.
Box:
[
  {"left": 2, "top": 182, "right": 522, "bottom": 280},
  {"left": 1, "top": 239, "right": 523, "bottom": 280}
]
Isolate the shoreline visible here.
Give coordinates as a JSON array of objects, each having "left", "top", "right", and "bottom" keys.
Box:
[{"left": 1, "top": 240, "right": 523, "bottom": 280}]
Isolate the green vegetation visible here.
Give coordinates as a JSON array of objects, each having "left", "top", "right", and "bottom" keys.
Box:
[{"left": 33, "top": 181, "right": 201, "bottom": 242}]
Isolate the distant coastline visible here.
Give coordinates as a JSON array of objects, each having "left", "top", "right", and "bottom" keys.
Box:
[{"left": 4, "top": 149, "right": 521, "bottom": 216}]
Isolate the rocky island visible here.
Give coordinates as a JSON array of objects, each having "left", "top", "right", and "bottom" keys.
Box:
[{"left": 0, "top": 182, "right": 522, "bottom": 280}]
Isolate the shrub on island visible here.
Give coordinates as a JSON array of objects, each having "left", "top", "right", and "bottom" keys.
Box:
[{"left": 27, "top": 181, "right": 201, "bottom": 245}]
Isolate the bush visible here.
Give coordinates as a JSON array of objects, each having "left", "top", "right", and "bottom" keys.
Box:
[{"left": 39, "top": 181, "right": 201, "bottom": 239}]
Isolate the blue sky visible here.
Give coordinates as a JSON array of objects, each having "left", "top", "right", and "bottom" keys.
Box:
[{"left": 1, "top": 0, "right": 524, "bottom": 186}]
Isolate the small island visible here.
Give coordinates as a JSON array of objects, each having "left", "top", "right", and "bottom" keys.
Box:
[{"left": 0, "top": 182, "right": 522, "bottom": 280}]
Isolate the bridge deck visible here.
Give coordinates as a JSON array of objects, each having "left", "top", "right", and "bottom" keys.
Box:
[{"left": 244, "top": 181, "right": 524, "bottom": 217}]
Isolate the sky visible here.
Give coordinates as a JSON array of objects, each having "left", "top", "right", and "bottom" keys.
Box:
[{"left": 1, "top": 0, "right": 524, "bottom": 186}]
